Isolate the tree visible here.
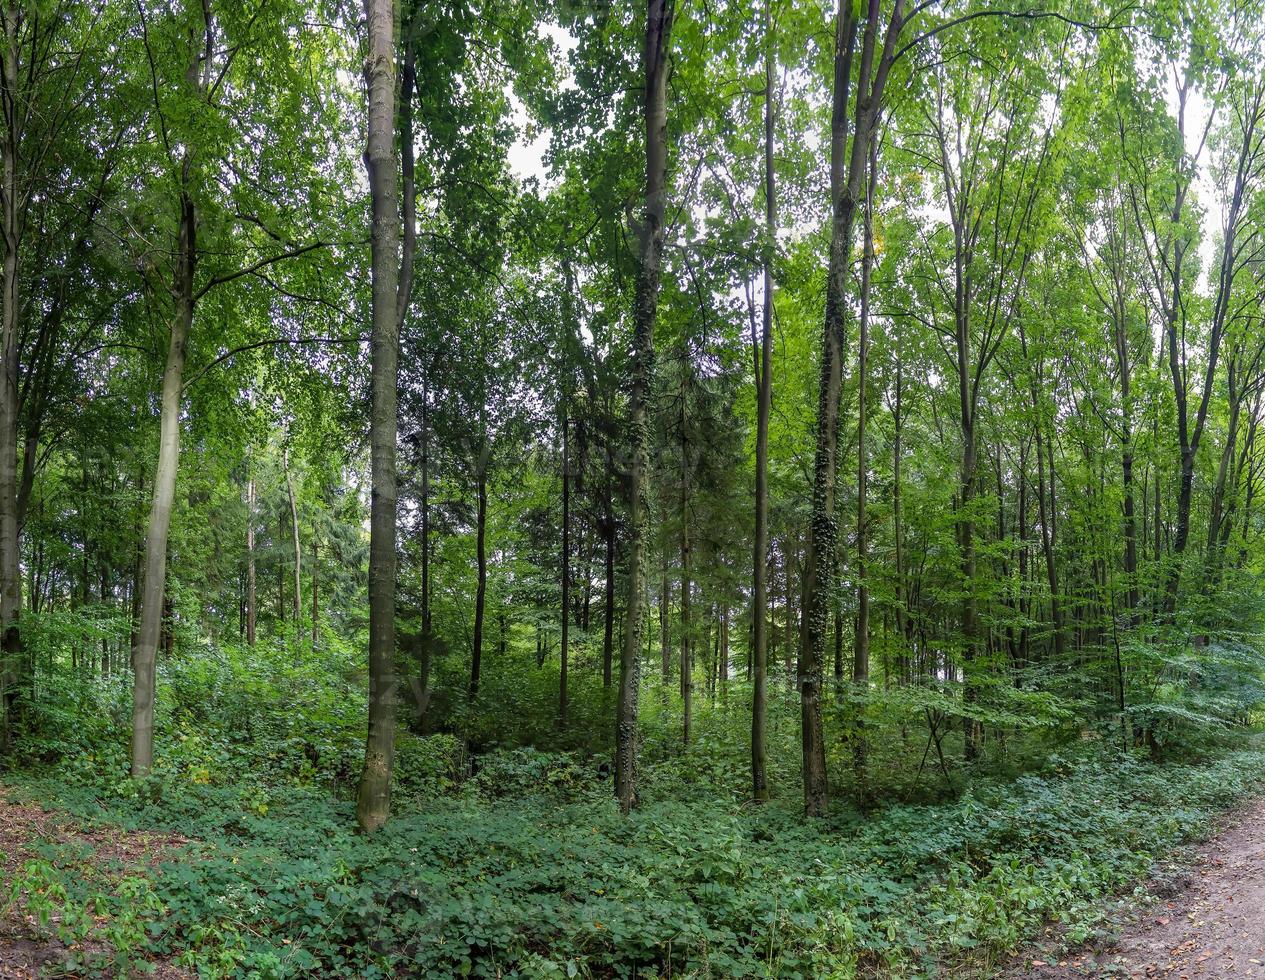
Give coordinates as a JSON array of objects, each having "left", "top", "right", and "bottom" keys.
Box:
[
  {"left": 356, "top": 0, "right": 417, "bottom": 832},
  {"left": 616, "top": 0, "right": 674, "bottom": 814}
]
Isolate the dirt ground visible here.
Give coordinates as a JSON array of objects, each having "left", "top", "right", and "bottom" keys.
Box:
[
  {"left": 1005, "top": 798, "right": 1265, "bottom": 978},
  {"left": 0, "top": 786, "right": 191, "bottom": 979}
]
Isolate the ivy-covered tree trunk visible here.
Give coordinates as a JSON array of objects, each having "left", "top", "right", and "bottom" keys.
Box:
[
  {"left": 798, "top": 0, "right": 902, "bottom": 816},
  {"left": 615, "top": 0, "right": 673, "bottom": 815}
]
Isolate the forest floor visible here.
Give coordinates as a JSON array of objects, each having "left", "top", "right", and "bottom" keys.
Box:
[
  {"left": 1008, "top": 797, "right": 1265, "bottom": 979},
  {"left": 3, "top": 757, "right": 1265, "bottom": 978},
  {"left": 0, "top": 786, "right": 191, "bottom": 979}
]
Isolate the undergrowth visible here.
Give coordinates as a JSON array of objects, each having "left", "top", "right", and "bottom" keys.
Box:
[{"left": 6, "top": 741, "right": 1265, "bottom": 978}]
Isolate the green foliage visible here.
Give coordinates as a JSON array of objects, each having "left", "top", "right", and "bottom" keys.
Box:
[{"left": 8, "top": 740, "right": 1265, "bottom": 978}]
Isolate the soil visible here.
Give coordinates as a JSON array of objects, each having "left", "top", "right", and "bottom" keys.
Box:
[
  {"left": 0, "top": 786, "right": 192, "bottom": 978},
  {"left": 1005, "top": 798, "right": 1265, "bottom": 978}
]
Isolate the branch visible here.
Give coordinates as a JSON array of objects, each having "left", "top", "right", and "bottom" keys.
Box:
[
  {"left": 896, "top": 4, "right": 1145, "bottom": 64},
  {"left": 193, "top": 239, "right": 333, "bottom": 301},
  {"left": 182, "top": 334, "right": 365, "bottom": 390}
]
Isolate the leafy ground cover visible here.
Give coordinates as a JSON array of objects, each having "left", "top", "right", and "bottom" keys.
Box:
[{"left": 3, "top": 738, "right": 1264, "bottom": 978}]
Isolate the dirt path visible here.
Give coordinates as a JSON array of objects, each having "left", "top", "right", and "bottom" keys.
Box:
[
  {"left": 0, "top": 786, "right": 191, "bottom": 979},
  {"left": 1009, "top": 798, "right": 1265, "bottom": 978}
]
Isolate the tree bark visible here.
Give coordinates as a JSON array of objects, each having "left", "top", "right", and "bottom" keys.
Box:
[
  {"left": 471, "top": 463, "right": 487, "bottom": 697},
  {"left": 616, "top": 0, "right": 673, "bottom": 814},
  {"left": 131, "top": 183, "right": 195, "bottom": 777},
  {"left": 0, "top": 4, "right": 22, "bottom": 752},
  {"left": 798, "top": 0, "right": 902, "bottom": 816},
  {"left": 310, "top": 538, "right": 318, "bottom": 646},
  {"left": 246, "top": 460, "right": 256, "bottom": 646},
  {"left": 559, "top": 397, "right": 570, "bottom": 727},
  {"left": 660, "top": 557, "right": 670, "bottom": 685},
  {"left": 283, "top": 445, "right": 301, "bottom": 625},
  {"left": 750, "top": 0, "right": 775, "bottom": 802},
  {"left": 356, "top": 0, "right": 412, "bottom": 833},
  {"left": 679, "top": 375, "right": 692, "bottom": 743},
  {"left": 852, "top": 138, "right": 877, "bottom": 783},
  {"left": 602, "top": 435, "right": 615, "bottom": 689}
]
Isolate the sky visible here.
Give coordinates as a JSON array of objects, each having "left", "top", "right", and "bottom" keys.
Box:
[{"left": 506, "top": 23, "right": 578, "bottom": 186}]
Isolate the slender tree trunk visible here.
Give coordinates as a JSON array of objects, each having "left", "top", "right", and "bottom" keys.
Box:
[
  {"left": 660, "top": 557, "right": 670, "bottom": 685},
  {"left": 1034, "top": 425, "right": 1064, "bottom": 657},
  {"left": 679, "top": 382, "right": 692, "bottom": 743},
  {"left": 786, "top": 536, "right": 797, "bottom": 682},
  {"left": 277, "top": 512, "right": 285, "bottom": 624},
  {"left": 284, "top": 445, "right": 301, "bottom": 625},
  {"left": 311, "top": 539, "right": 319, "bottom": 645},
  {"left": 246, "top": 461, "right": 256, "bottom": 646},
  {"left": 852, "top": 140, "right": 877, "bottom": 783},
  {"left": 420, "top": 389, "right": 430, "bottom": 641},
  {"left": 130, "top": 473, "right": 143, "bottom": 655},
  {"left": 0, "top": 6, "right": 23, "bottom": 752},
  {"left": 560, "top": 399, "right": 570, "bottom": 727},
  {"left": 1017, "top": 440, "right": 1029, "bottom": 666},
  {"left": 581, "top": 524, "right": 593, "bottom": 632},
  {"left": 356, "top": 0, "right": 412, "bottom": 832},
  {"left": 418, "top": 372, "right": 431, "bottom": 714},
  {"left": 1113, "top": 284, "right": 1139, "bottom": 622},
  {"left": 749, "top": 0, "right": 776, "bottom": 804},
  {"left": 602, "top": 440, "right": 615, "bottom": 689},
  {"left": 1206, "top": 365, "right": 1241, "bottom": 571},
  {"left": 616, "top": 0, "right": 673, "bottom": 814},
  {"left": 719, "top": 603, "right": 728, "bottom": 687},
  {"left": 798, "top": 0, "right": 902, "bottom": 816},
  {"left": 471, "top": 464, "right": 487, "bottom": 697},
  {"left": 131, "top": 184, "right": 195, "bottom": 777}
]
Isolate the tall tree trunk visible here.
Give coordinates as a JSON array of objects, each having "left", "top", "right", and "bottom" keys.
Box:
[
  {"left": 660, "top": 557, "right": 670, "bottom": 685},
  {"left": 1017, "top": 440, "right": 1029, "bottom": 666},
  {"left": 798, "top": 0, "right": 901, "bottom": 816},
  {"left": 559, "top": 398, "right": 570, "bottom": 727},
  {"left": 0, "top": 5, "right": 22, "bottom": 752},
  {"left": 130, "top": 473, "right": 143, "bottom": 654},
  {"left": 1034, "top": 424, "right": 1063, "bottom": 657},
  {"left": 679, "top": 380, "right": 692, "bottom": 743},
  {"left": 1112, "top": 261, "right": 1139, "bottom": 623},
  {"left": 719, "top": 604, "right": 728, "bottom": 687},
  {"left": 284, "top": 445, "right": 301, "bottom": 625},
  {"left": 277, "top": 512, "right": 285, "bottom": 624},
  {"left": 852, "top": 139, "right": 877, "bottom": 783},
  {"left": 310, "top": 538, "right": 318, "bottom": 646},
  {"left": 420, "top": 384, "right": 430, "bottom": 640},
  {"left": 471, "top": 464, "right": 487, "bottom": 697},
  {"left": 1206, "top": 359, "right": 1242, "bottom": 572},
  {"left": 785, "top": 535, "right": 795, "bottom": 682},
  {"left": 615, "top": 0, "right": 673, "bottom": 814},
  {"left": 245, "top": 458, "right": 256, "bottom": 646},
  {"left": 356, "top": 0, "right": 412, "bottom": 832},
  {"left": 750, "top": 0, "right": 775, "bottom": 801},
  {"left": 131, "top": 183, "right": 195, "bottom": 778},
  {"left": 418, "top": 372, "right": 431, "bottom": 713},
  {"left": 602, "top": 437, "right": 615, "bottom": 689},
  {"left": 1159, "top": 81, "right": 1261, "bottom": 605}
]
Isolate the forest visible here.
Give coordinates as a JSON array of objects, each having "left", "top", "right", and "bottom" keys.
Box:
[{"left": 3, "top": 0, "right": 1265, "bottom": 976}]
